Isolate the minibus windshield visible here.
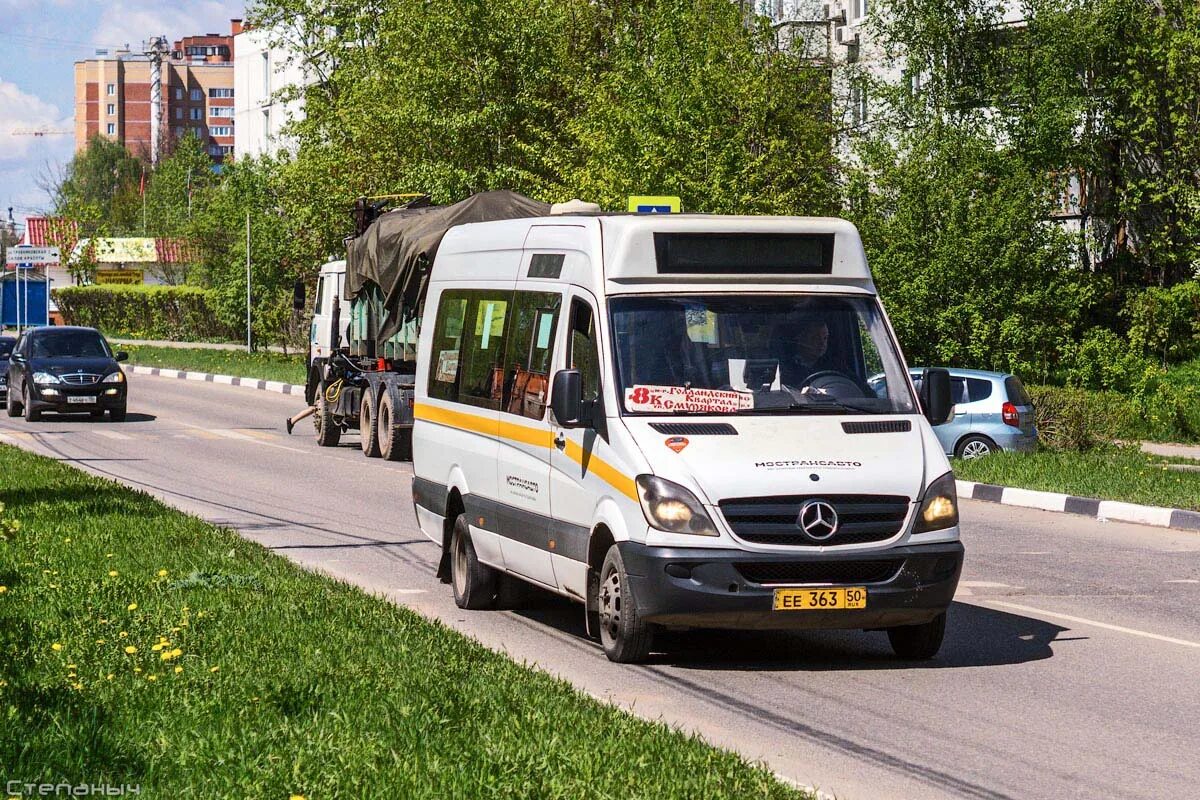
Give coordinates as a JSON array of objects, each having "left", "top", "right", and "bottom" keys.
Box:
[{"left": 610, "top": 294, "right": 917, "bottom": 416}]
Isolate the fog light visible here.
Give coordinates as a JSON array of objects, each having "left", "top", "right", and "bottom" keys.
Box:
[
  {"left": 104, "top": 388, "right": 119, "bottom": 395},
  {"left": 664, "top": 563, "right": 693, "bottom": 579},
  {"left": 41, "top": 388, "right": 60, "bottom": 396}
]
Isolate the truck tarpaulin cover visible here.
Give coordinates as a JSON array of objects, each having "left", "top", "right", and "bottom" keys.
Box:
[{"left": 345, "top": 190, "right": 550, "bottom": 341}]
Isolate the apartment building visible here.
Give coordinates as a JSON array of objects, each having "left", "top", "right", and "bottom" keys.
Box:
[
  {"left": 233, "top": 23, "right": 310, "bottom": 159},
  {"left": 74, "top": 20, "right": 243, "bottom": 164}
]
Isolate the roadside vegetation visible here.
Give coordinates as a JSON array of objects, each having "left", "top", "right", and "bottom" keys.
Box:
[
  {"left": 122, "top": 345, "right": 306, "bottom": 386},
  {"left": 953, "top": 446, "right": 1200, "bottom": 511},
  {"left": 0, "top": 444, "right": 812, "bottom": 799}
]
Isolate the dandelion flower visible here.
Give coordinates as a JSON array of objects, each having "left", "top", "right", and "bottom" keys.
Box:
[
  {"left": 51, "top": 643, "right": 62, "bottom": 652},
  {"left": 124, "top": 646, "right": 137, "bottom": 654},
  {"left": 146, "top": 675, "right": 157, "bottom": 682},
  {"left": 157, "top": 569, "right": 168, "bottom": 577},
  {"left": 290, "top": 795, "right": 306, "bottom": 800},
  {"left": 209, "top": 666, "right": 219, "bottom": 673},
  {"left": 151, "top": 644, "right": 164, "bottom": 652},
  {"left": 118, "top": 631, "right": 128, "bottom": 638},
  {"left": 108, "top": 570, "right": 119, "bottom": 577},
  {"left": 127, "top": 603, "right": 137, "bottom": 611},
  {"left": 63, "top": 537, "right": 71, "bottom": 543},
  {"left": 0, "top": 586, "right": 7, "bottom": 594},
  {"left": 106, "top": 553, "right": 114, "bottom": 558},
  {"left": 174, "top": 666, "right": 183, "bottom": 674},
  {"left": 133, "top": 667, "right": 141, "bottom": 673},
  {"left": 96, "top": 639, "right": 106, "bottom": 644},
  {"left": 106, "top": 674, "right": 114, "bottom": 680}
]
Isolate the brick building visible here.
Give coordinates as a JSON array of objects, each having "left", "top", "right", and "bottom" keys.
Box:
[{"left": 74, "top": 20, "right": 243, "bottom": 165}]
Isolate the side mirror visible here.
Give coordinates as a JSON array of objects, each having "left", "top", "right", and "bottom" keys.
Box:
[
  {"left": 115, "top": 351, "right": 129, "bottom": 362},
  {"left": 920, "top": 368, "right": 953, "bottom": 425},
  {"left": 292, "top": 279, "right": 306, "bottom": 312},
  {"left": 551, "top": 369, "right": 584, "bottom": 428}
]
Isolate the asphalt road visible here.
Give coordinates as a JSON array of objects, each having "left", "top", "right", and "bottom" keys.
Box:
[{"left": 2, "top": 374, "right": 1198, "bottom": 800}]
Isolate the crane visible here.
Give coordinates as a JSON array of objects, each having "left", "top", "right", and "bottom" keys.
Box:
[{"left": 11, "top": 128, "right": 72, "bottom": 137}]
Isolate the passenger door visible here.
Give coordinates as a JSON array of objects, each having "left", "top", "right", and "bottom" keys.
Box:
[
  {"left": 494, "top": 285, "right": 562, "bottom": 588},
  {"left": 549, "top": 291, "right": 605, "bottom": 595}
]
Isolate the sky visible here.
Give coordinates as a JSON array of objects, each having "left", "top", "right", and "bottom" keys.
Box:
[{"left": 0, "top": 0, "right": 247, "bottom": 240}]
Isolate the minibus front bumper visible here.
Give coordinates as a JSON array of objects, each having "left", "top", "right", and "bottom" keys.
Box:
[{"left": 617, "top": 540, "right": 964, "bottom": 631}]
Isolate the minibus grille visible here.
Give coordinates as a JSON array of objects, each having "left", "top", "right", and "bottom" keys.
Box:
[
  {"left": 735, "top": 559, "right": 903, "bottom": 586},
  {"left": 719, "top": 494, "right": 910, "bottom": 546}
]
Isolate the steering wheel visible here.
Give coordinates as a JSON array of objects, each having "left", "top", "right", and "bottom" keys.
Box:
[{"left": 799, "top": 370, "right": 869, "bottom": 398}]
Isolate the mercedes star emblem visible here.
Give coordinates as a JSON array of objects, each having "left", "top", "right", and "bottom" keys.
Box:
[{"left": 797, "top": 499, "right": 838, "bottom": 541}]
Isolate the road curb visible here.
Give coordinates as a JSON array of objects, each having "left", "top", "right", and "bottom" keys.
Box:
[
  {"left": 956, "top": 479, "right": 1200, "bottom": 533},
  {"left": 127, "top": 364, "right": 306, "bottom": 398}
]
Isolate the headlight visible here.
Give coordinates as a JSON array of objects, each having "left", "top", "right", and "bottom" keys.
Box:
[
  {"left": 33, "top": 372, "right": 61, "bottom": 385},
  {"left": 635, "top": 475, "right": 719, "bottom": 536},
  {"left": 102, "top": 371, "right": 125, "bottom": 383},
  {"left": 914, "top": 471, "right": 959, "bottom": 533}
]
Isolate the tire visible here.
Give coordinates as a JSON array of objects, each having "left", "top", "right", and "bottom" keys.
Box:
[
  {"left": 108, "top": 406, "right": 127, "bottom": 422},
  {"left": 377, "top": 390, "right": 413, "bottom": 462},
  {"left": 5, "top": 389, "right": 20, "bottom": 417},
  {"left": 887, "top": 612, "right": 947, "bottom": 660},
  {"left": 90, "top": 409, "right": 106, "bottom": 419},
  {"left": 359, "top": 390, "right": 381, "bottom": 457},
  {"left": 314, "top": 384, "right": 341, "bottom": 447},
  {"left": 449, "top": 513, "right": 496, "bottom": 610},
  {"left": 597, "top": 545, "right": 654, "bottom": 663},
  {"left": 496, "top": 573, "right": 539, "bottom": 610},
  {"left": 23, "top": 385, "right": 41, "bottom": 422},
  {"left": 955, "top": 434, "right": 997, "bottom": 460}
]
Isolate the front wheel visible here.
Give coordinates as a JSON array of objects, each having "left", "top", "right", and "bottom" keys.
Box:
[
  {"left": 887, "top": 612, "right": 946, "bottom": 660},
  {"left": 598, "top": 545, "right": 654, "bottom": 663},
  {"left": 450, "top": 513, "right": 496, "bottom": 610},
  {"left": 23, "top": 385, "right": 40, "bottom": 422},
  {"left": 314, "top": 384, "right": 341, "bottom": 447},
  {"left": 6, "top": 389, "right": 21, "bottom": 417},
  {"left": 108, "top": 406, "right": 127, "bottom": 422}
]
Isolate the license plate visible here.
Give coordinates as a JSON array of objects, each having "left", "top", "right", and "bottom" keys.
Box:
[
  {"left": 773, "top": 586, "right": 867, "bottom": 611},
  {"left": 66, "top": 395, "right": 95, "bottom": 404}
]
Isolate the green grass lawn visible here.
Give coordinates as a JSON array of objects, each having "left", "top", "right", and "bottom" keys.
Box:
[
  {"left": 0, "top": 445, "right": 811, "bottom": 799},
  {"left": 122, "top": 345, "right": 306, "bottom": 386},
  {"left": 953, "top": 446, "right": 1200, "bottom": 511}
]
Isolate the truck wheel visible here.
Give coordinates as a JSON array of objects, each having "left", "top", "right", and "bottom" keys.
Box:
[
  {"left": 23, "top": 385, "right": 41, "bottom": 422},
  {"left": 378, "top": 390, "right": 412, "bottom": 461},
  {"left": 887, "top": 612, "right": 946, "bottom": 660},
  {"left": 314, "top": 385, "right": 341, "bottom": 447},
  {"left": 450, "top": 513, "right": 496, "bottom": 610},
  {"left": 360, "top": 390, "right": 381, "bottom": 457},
  {"left": 598, "top": 545, "right": 654, "bottom": 663}
]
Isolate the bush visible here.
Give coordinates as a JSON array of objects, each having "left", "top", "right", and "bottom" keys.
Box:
[
  {"left": 1060, "top": 327, "right": 1158, "bottom": 392},
  {"left": 1028, "top": 385, "right": 1134, "bottom": 451},
  {"left": 1123, "top": 281, "right": 1200, "bottom": 366},
  {"left": 52, "top": 284, "right": 238, "bottom": 342}
]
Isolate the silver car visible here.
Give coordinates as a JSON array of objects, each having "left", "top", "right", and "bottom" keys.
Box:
[{"left": 910, "top": 368, "right": 1038, "bottom": 458}]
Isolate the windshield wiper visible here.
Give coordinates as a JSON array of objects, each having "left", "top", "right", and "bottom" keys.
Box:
[{"left": 738, "top": 398, "right": 872, "bottom": 415}]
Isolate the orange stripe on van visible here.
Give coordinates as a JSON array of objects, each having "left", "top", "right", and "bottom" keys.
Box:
[{"left": 413, "top": 403, "right": 638, "bottom": 502}]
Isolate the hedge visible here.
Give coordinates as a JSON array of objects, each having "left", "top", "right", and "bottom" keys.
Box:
[{"left": 52, "top": 284, "right": 239, "bottom": 342}]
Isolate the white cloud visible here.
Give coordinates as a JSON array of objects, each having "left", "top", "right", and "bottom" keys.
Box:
[
  {"left": 91, "top": 0, "right": 247, "bottom": 50},
  {"left": 0, "top": 77, "right": 73, "bottom": 214}
]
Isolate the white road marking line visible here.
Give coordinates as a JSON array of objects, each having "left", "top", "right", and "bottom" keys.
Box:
[
  {"left": 1017, "top": 551, "right": 1051, "bottom": 555},
  {"left": 393, "top": 589, "right": 427, "bottom": 595},
  {"left": 978, "top": 599, "right": 1200, "bottom": 649},
  {"left": 92, "top": 429, "right": 133, "bottom": 440},
  {"left": 1166, "top": 579, "right": 1199, "bottom": 584},
  {"left": 199, "top": 425, "right": 310, "bottom": 455},
  {"left": 959, "top": 581, "right": 1015, "bottom": 588}
]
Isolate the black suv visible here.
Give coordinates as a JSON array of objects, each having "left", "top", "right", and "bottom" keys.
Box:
[{"left": 5, "top": 327, "right": 129, "bottom": 422}]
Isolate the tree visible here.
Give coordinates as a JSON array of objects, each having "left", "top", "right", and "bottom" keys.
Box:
[{"left": 54, "top": 135, "right": 144, "bottom": 235}]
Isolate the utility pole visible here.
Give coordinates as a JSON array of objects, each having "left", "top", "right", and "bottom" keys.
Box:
[
  {"left": 246, "top": 211, "right": 252, "bottom": 353},
  {"left": 144, "top": 35, "right": 169, "bottom": 165}
]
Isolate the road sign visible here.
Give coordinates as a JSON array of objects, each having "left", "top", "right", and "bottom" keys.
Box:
[
  {"left": 5, "top": 245, "right": 60, "bottom": 268},
  {"left": 627, "top": 195, "right": 681, "bottom": 214}
]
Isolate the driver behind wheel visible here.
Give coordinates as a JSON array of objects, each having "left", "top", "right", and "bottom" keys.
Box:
[{"left": 776, "top": 317, "right": 831, "bottom": 387}]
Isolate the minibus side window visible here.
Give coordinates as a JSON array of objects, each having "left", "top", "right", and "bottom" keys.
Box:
[
  {"left": 569, "top": 299, "right": 601, "bottom": 404},
  {"left": 427, "top": 291, "right": 469, "bottom": 403},
  {"left": 502, "top": 290, "right": 561, "bottom": 420},
  {"left": 458, "top": 293, "right": 511, "bottom": 411}
]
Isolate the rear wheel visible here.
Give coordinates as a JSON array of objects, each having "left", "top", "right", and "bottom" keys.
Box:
[
  {"left": 955, "top": 434, "right": 997, "bottom": 459},
  {"left": 887, "top": 612, "right": 946, "bottom": 660},
  {"left": 23, "top": 385, "right": 40, "bottom": 422},
  {"left": 359, "top": 390, "right": 381, "bottom": 457},
  {"left": 598, "top": 545, "right": 654, "bottom": 663},
  {"left": 314, "top": 383, "right": 341, "bottom": 447},
  {"left": 377, "top": 390, "right": 412, "bottom": 462},
  {"left": 450, "top": 513, "right": 496, "bottom": 610}
]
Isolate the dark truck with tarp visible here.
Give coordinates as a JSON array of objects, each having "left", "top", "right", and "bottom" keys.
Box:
[{"left": 300, "top": 190, "right": 551, "bottom": 459}]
